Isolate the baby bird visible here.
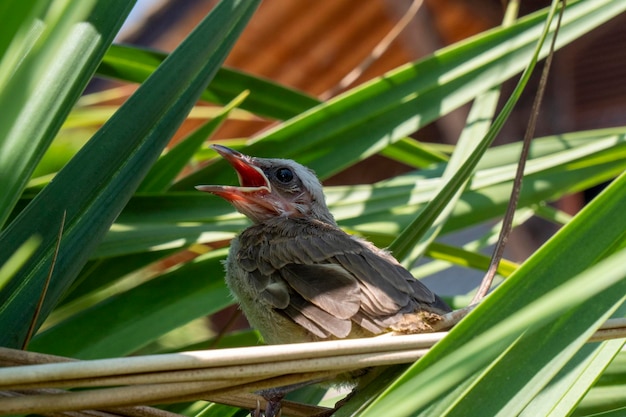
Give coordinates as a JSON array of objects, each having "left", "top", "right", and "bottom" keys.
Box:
[{"left": 196, "top": 145, "right": 450, "bottom": 415}]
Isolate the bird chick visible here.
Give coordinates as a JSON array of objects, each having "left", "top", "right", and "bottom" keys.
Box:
[
  {"left": 197, "top": 145, "right": 450, "bottom": 416},
  {"left": 197, "top": 145, "right": 450, "bottom": 345}
]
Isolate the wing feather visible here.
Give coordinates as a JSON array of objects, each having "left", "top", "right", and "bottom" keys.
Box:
[
  {"left": 282, "top": 263, "right": 360, "bottom": 319},
  {"left": 236, "top": 217, "right": 449, "bottom": 338},
  {"left": 260, "top": 280, "right": 290, "bottom": 309},
  {"left": 282, "top": 305, "right": 328, "bottom": 338},
  {"left": 283, "top": 293, "right": 352, "bottom": 338}
]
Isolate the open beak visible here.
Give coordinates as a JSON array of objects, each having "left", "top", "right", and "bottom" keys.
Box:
[{"left": 196, "top": 145, "right": 281, "bottom": 221}]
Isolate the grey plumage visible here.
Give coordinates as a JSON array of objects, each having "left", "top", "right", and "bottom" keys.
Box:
[{"left": 196, "top": 145, "right": 450, "bottom": 345}]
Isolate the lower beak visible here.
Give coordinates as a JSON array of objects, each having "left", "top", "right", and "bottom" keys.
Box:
[{"left": 195, "top": 145, "right": 271, "bottom": 199}]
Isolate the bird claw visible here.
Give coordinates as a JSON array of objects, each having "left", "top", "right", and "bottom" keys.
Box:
[
  {"left": 251, "top": 400, "right": 261, "bottom": 417},
  {"left": 251, "top": 379, "right": 328, "bottom": 417},
  {"left": 250, "top": 392, "right": 283, "bottom": 417}
]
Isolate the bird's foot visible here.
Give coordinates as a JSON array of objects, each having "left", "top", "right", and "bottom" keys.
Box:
[
  {"left": 251, "top": 379, "right": 328, "bottom": 417},
  {"left": 251, "top": 391, "right": 284, "bottom": 417},
  {"left": 250, "top": 392, "right": 285, "bottom": 417}
]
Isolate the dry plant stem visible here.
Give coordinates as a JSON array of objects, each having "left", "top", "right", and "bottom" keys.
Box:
[
  {"left": 2, "top": 317, "right": 624, "bottom": 390},
  {"left": 23, "top": 210, "right": 66, "bottom": 349},
  {"left": 43, "top": 410, "right": 124, "bottom": 417},
  {"left": 99, "top": 406, "right": 183, "bottom": 417},
  {"left": 207, "top": 392, "right": 328, "bottom": 417},
  {"left": 589, "top": 317, "right": 626, "bottom": 342},
  {"left": 0, "top": 348, "right": 431, "bottom": 390},
  {"left": 431, "top": 304, "right": 477, "bottom": 331},
  {"left": 320, "top": 0, "right": 423, "bottom": 99},
  {"left": 597, "top": 317, "right": 626, "bottom": 330},
  {"left": 204, "top": 371, "right": 339, "bottom": 415},
  {"left": 0, "top": 373, "right": 336, "bottom": 417},
  {"left": 471, "top": 1, "right": 566, "bottom": 304},
  {"left": 0, "top": 346, "right": 74, "bottom": 367},
  {"left": 0, "top": 381, "right": 240, "bottom": 415},
  {"left": 0, "top": 333, "right": 443, "bottom": 388},
  {"left": 136, "top": 387, "right": 326, "bottom": 417},
  {"left": 0, "top": 390, "right": 186, "bottom": 417},
  {"left": 589, "top": 329, "right": 626, "bottom": 343},
  {"left": 0, "top": 389, "right": 184, "bottom": 417}
]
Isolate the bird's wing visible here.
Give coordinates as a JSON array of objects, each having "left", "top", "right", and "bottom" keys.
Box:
[{"left": 236, "top": 218, "right": 447, "bottom": 338}]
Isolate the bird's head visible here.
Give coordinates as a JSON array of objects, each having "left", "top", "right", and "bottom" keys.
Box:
[{"left": 196, "top": 145, "right": 336, "bottom": 225}]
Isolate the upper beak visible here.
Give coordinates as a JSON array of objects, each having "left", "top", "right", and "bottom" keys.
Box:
[{"left": 195, "top": 145, "right": 271, "bottom": 202}]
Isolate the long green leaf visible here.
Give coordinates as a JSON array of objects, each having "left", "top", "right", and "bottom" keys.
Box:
[
  {"left": 576, "top": 351, "right": 626, "bottom": 416},
  {"left": 0, "top": 0, "right": 260, "bottom": 349},
  {"left": 379, "top": 138, "right": 448, "bottom": 168},
  {"left": 0, "top": 237, "right": 41, "bottom": 292},
  {"left": 389, "top": 0, "right": 559, "bottom": 263},
  {"left": 394, "top": 88, "right": 501, "bottom": 267},
  {"left": 138, "top": 91, "right": 250, "bottom": 192},
  {"left": 0, "top": 1, "right": 38, "bottom": 63},
  {"left": 390, "top": 0, "right": 522, "bottom": 267},
  {"left": 582, "top": 407, "right": 626, "bottom": 417},
  {"left": 30, "top": 249, "right": 231, "bottom": 359},
  {"left": 59, "top": 248, "right": 179, "bottom": 307},
  {"left": 0, "top": 0, "right": 134, "bottom": 228},
  {"left": 519, "top": 335, "right": 625, "bottom": 417},
  {"left": 97, "top": 44, "right": 318, "bottom": 120}
]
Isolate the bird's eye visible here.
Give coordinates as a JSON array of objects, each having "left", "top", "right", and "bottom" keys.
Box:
[{"left": 275, "top": 167, "right": 294, "bottom": 183}]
